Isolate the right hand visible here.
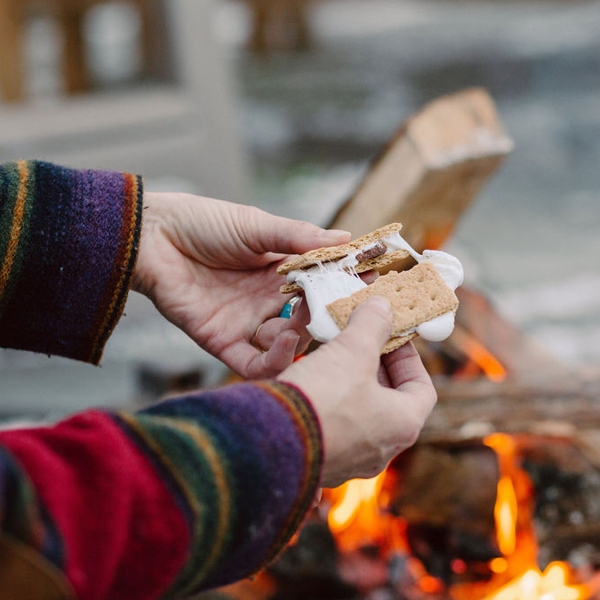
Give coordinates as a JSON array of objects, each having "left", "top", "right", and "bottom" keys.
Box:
[{"left": 277, "top": 297, "right": 437, "bottom": 489}]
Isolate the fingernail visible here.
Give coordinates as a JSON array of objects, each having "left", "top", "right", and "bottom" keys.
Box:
[
  {"left": 323, "top": 229, "right": 351, "bottom": 241},
  {"left": 366, "top": 296, "right": 392, "bottom": 315},
  {"left": 286, "top": 331, "right": 301, "bottom": 353}
]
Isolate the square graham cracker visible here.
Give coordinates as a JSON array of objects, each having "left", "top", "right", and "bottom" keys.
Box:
[{"left": 326, "top": 262, "right": 459, "bottom": 353}]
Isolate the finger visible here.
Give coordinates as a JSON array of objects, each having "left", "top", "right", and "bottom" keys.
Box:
[
  {"left": 377, "top": 362, "right": 391, "bottom": 387},
  {"left": 247, "top": 331, "right": 301, "bottom": 379},
  {"left": 251, "top": 319, "right": 279, "bottom": 351},
  {"left": 242, "top": 209, "right": 351, "bottom": 256},
  {"left": 383, "top": 342, "right": 431, "bottom": 389},
  {"left": 333, "top": 296, "right": 393, "bottom": 360},
  {"left": 360, "top": 269, "right": 379, "bottom": 285},
  {"left": 251, "top": 315, "right": 311, "bottom": 355},
  {"left": 220, "top": 328, "right": 300, "bottom": 380},
  {"left": 383, "top": 342, "right": 437, "bottom": 417},
  {"left": 263, "top": 330, "right": 302, "bottom": 374},
  {"left": 287, "top": 296, "right": 310, "bottom": 329}
]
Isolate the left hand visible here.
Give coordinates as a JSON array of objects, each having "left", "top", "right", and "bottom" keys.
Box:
[{"left": 132, "top": 192, "right": 350, "bottom": 379}]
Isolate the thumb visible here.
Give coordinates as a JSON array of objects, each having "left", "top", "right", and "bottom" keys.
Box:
[
  {"left": 243, "top": 211, "right": 351, "bottom": 255},
  {"left": 334, "top": 296, "right": 393, "bottom": 357}
]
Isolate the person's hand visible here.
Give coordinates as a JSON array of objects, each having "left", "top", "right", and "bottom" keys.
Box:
[
  {"left": 132, "top": 192, "right": 350, "bottom": 379},
  {"left": 277, "top": 297, "right": 437, "bottom": 488}
]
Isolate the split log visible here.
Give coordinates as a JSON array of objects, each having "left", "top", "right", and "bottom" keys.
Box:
[
  {"left": 421, "top": 376, "right": 600, "bottom": 443},
  {"left": 328, "top": 88, "right": 513, "bottom": 254},
  {"left": 450, "top": 287, "right": 571, "bottom": 380}
]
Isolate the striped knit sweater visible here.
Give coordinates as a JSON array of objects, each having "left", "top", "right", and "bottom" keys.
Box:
[{"left": 0, "top": 161, "right": 323, "bottom": 600}]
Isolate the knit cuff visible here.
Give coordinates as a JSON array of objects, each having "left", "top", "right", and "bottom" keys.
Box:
[
  {"left": 252, "top": 381, "right": 324, "bottom": 570},
  {"left": 137, "top": 380, "right": 323, "bottom": 594},
  {"left": 0, "top": 161, "right": 143, "bottom": 364}
]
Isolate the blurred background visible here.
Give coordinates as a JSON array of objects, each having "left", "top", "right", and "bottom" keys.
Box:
[{"left": 1, "top": 0, "right": 599, "bottom": 418}]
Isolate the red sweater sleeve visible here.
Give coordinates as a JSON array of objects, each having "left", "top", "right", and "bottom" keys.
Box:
[
  {"left": 0, "top": 161, "right": 323, "bottom": 599},
  {"left": 0, "top": 382, "right": 322, "bottom": 599}
]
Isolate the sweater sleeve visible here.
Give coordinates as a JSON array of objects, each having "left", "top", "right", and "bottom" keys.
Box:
[
  {"left": 0, "top": 161, "right": 323, "bottom": 599},
  {"left": 0, "top": 160, "right": 143, "bottom": 364},
  {"left": 0, "top": 381, "right": 323, "bottom": 600}
]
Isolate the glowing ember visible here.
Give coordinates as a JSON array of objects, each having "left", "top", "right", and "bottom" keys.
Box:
[
  {"left": 482, "top": 562, "right": 588, "bottom": 600},
  {"left": 494, "top": 475, "right": 517, "bottom": 555}
]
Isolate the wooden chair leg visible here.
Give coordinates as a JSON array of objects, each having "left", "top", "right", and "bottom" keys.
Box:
[
  {"left": 0, "top": 3, "right": 26, "bottom": 103},
  {"left": 135, "top": 0, "right": 173, "bottom": 81},
  {"left": 58, "top": 7, "right": 90, "bottom": 95},
  {"left": 289, "top": 0, "right": 311, "bottom": 50},
  {"left": 247, "top": 0, "right": 312, "bottom": 54},
  {"left": 248, "top": 0, "right": 270, "bottom": 54}
]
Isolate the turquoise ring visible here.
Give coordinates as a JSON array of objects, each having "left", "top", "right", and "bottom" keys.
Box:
[{"left": 279, "top": 295, "right": 302, "bottom": 319}]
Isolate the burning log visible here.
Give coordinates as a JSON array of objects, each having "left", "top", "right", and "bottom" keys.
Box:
[
  {"left": 388, "top": 443, "right": 501, "bottom": 584},
  {"left": 421, "top": 377, "right": 600, "bottom": 443},
  {"left": 268, "top": 518, "right": 359, "bottom": 600},
  {"left": 448, "top": 287, "right": 571, "bottom": 381}
]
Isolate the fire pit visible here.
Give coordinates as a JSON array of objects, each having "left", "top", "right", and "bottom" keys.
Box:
[
  {"left": 199, "top": 89, "right": 600, "bottom": 600},
  {"left": 202, "top": 378, "right": 600, "bottom": 600}
]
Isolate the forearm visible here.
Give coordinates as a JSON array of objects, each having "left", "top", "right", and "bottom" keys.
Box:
[
  {"left": 0, "top": 381, "right": 323, "bottom": 599},
  {"left": 0, "top": 160, "right": 325, "bottom": 597},
  {"left": 0, "top": 160, "right": 143, "bottom": 364}
]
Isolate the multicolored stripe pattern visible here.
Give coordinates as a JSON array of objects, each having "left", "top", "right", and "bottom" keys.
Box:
[
  {"left": 0, "top": 382, "right": 322, "bottom": 599},
  {"left": 0, "top": 160, "right": 143, "bottom": 364},
  {"left": 0, "top": 162, "right": 323, "bottom": 598},
  {"left": 136, "top": 381, "right": 322, "bottom": 594}
]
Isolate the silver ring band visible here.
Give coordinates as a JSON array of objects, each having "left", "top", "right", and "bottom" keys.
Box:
[{"left": 279, "top": 295, "right": 302, "bottom": 319}]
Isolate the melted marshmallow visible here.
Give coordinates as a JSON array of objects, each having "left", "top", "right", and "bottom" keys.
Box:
[
  {"left": 291, "top": 262, "right": 367, "bottom": 341},
  {"left": 288, "top": 231, "right": 464, "bottom": 344}
]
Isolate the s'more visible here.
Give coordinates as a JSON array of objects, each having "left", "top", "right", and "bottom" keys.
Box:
[{"left": 277, "top": 223, "right": 464, "bottom": 354}]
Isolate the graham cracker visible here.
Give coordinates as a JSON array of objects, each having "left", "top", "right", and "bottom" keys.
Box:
[
  {"left": 326, "top": 262, "right": 459, "bottom": 353},
  {"left": 278, "top": 223, "right": 410, "bottom": 293},
  {"left": 277, "top": 242, "right": 356, "bottom": 275},
  {"left": 278, "top": 248, "right": 410, "bottom": 294}
]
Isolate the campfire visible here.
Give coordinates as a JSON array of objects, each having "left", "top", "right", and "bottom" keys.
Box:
[
  {"left": 315, "top": 430, "right": 599, "bottom": 600},
  {"left": 212, "top": 401, "right": 600, "bottom": 600},
  {"left": 211, "top": 289, "right": 600, "bottom": 600},
  {"left": 196, "top": 89, "right": 600, "bottom": 600}
]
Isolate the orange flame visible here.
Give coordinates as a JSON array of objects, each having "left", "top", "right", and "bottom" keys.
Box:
[
  {"left": 327, "top": 473, "right": 386, "bottom": 550},
  {"left": 328, "top": 476, "right": 382, "bottom": 534},
  {"left": 485, "top": 433, "right": 519, "bottom": 557},
  {"left": 479, "top": 434, "right": 590, "bottom": 600},
  {"left": 482, "top": 562, "right": 589, "bottom": 600},
  {"left": 452, "top": 327, "right": 508, "bottom": 382},
  {"left": 320, "top": 433, "right": 593, "bottom": 600},
  {"left": 494, "top": 476, "right": 518, "bottom": 556}
]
